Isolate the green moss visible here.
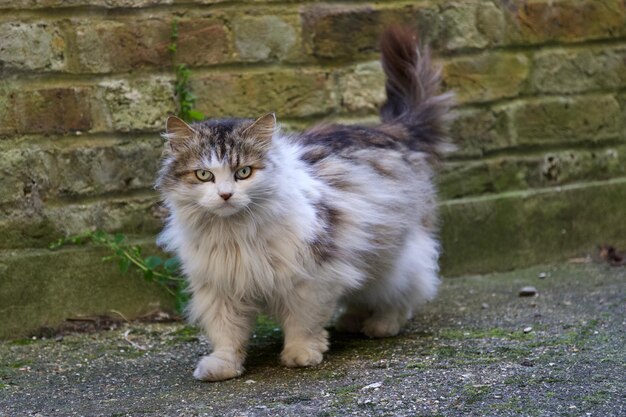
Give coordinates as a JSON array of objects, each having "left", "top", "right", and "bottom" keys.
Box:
[
  {"left": 462, "top": 384, "right": 492, "bottom": 404},
  {"left": 439, "top": 327, "right": 534, "bottom": 341}
]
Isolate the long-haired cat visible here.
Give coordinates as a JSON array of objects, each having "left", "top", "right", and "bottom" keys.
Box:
[{"left": 156, "top": 27, "right": 452, "bottom": 381}]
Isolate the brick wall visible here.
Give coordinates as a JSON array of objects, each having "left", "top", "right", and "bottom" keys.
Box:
[{"left": 1, "top": 0, "right": 625, "bottom": 336}]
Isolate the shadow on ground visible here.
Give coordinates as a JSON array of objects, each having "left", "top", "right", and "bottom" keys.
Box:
[{"left": 1, "top": 263, "right": 625, "bottom": 416}]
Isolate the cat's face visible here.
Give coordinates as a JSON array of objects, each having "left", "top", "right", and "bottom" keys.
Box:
[{"left": 157, "top": 114, "right": 277, "bottom": 218}]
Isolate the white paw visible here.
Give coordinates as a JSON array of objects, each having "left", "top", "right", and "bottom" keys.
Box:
[
  {"left": 362, "top": 317, "right": 402, "bottom": 338},
  {"left": 281, "top": 344, "right": 325, "bottom": 368},
  {"left": 193, "top": 355, "right": 243, "bottom": 382}
]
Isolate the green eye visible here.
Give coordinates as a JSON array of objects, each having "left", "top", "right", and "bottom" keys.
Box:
[
  {"left": 235, "top": 166, "right": 253, "bottom": 180},
  {"left": 195, "top": 169, "right": 214, "bottom": 182}
]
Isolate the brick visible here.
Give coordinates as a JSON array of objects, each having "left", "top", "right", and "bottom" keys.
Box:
[
  {"left": 503, "top": 0, "right": 626, "bottom": 45},
  {"left": 337, "top": 61, "right": 385, "bottom": 115},
  {"left": 0, "top": 21, "right": 66, "bottom": 72},
  {"left": 440, "top": 178, "right": 626, "bottom": 275},
  {"left": 0, "top": 192, "right": 163, "bottom": 250},
  {"left": 8, "top": 87, "right": 93, "bottom": 134},
  {"left": 531, "top": 45, "right": 626, "bottom": 94},
  {"left": 0, "top": 0, "right": 177, "bottom": 9},
  {"left": 73, "top": 18, "right": 230, "bottom": 73},
  {"left": 98, "top": 76, "right": 176, "bottom": 132},
  {"left": 0, "top": 137, "right": 163, "bottom": 205},
  {"left": 302, "top": 4, "right": 439, "bottom": 60},
  {"left": 232, "top": 14, "right": 303, "bottom": 63},
  {"left": 192, "top": 69, "right": 337, "bottom": 119},
  {"left": 0, "top": 82, "right": 17, "bottom": 135},
  {"left": 442, "top": 52, "right": 530, "bottom": 104},
  {"left": 439, "top": 1, "right": 505, "bottom": 51},
  {"left": 440, "top": 145, "right": 626, "bottom": 199},
  {"left": 449, "top": 107, "right": 512, "bottom": 155},
  {"left": 508, "top": 95, "right": 623, "bottom": 145}
]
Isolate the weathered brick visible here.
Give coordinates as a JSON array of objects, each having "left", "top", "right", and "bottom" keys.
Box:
[
  {"left": 508, "top": 95, "right": 623, "bottom": 145},
  {"left": 0, "top": 82, "right": 17, "bottom": 135},
  {"left": 503, "top": 0, "right": 626, "bottom": 44},
  {"left": 8, "top": 87, "right": 93, "bottom": 134},
  {"left": 232, "top": 14, "right": 303, "bottom": 63},
  {"left": 0, "top": 21, "right": 66, "bottom": 72},
  {"left": 440, "top": 145, "right": 626, "bottom": 199},
  {"left": 192, "top": 69, "right": 337, "bottom": 118},
  {"left": 0, "top": 137, "right": 162, "bottom": 205},
  {"left": 531, "top": 45, "right": 626, "bottom": 94},
  {"left": 442, "top": 52, "right": 530, "bottom": 104},
  {"left": 449, "top": 107, "right": 512, "bottom": 155},
  {"left": 302, "top": 4, "right": 439, "bottom": 60},
  {"left": 73, "top": 18, "right": 230, "bottom": 73},
  {"left": 337, "top": 61, "right": 385, "bottom": 115},
  {"left": 0, "top": 0, "right": 176, "bottom": 9},
  {"left": 0, "top": 193, "right": 162, "bottom": 250},
  {"left": 439, "top": 1, "right": 505, "bottom": 51},
  {"left": 97, "top": 76, "right": 175, "bottom": 132}
]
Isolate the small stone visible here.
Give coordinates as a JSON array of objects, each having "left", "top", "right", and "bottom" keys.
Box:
[
  {"left": 481, "top": 303, "right": 489, "bottom": 309},
  {"left": 519, "top": 286, "right": 537, "bottom": 297},
  {"left": 244, "top": 380, "right": 256, "bottom": 384},
  {"left": 362, "top": 382, "right": 383, "bottom": 390},
  {"left": 523, "top": 326, "right": 533, "bottom": 334},
  {"left": 538, "top": 272, "right": 547, "bottom": 279}
]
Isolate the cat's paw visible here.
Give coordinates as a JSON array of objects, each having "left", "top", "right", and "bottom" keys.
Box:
[
  {"left": 362, "top": 316, "right": 402, "bottom": 338},
  {"left": 193, "top": 355, "right": 243, "bottom": 382},
  {"left": 281, "top": 344, "right": 325, "bottom": 367}
]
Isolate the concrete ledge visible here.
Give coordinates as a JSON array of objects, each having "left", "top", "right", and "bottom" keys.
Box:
[
  {"left": 440, "top": 177, "right": 626, "bottom": 275},
  {"left": 0, "top": 244, "right": 174, "bottom": 339}
]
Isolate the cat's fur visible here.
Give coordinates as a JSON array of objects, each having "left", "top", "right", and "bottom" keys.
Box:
[{"left": 156, "top": 27, "right": 452, "bottom": 381}]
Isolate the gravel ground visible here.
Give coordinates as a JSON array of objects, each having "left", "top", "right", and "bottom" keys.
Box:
[{"left": 1, "top": 263, "right": 625, "bottom": 417}]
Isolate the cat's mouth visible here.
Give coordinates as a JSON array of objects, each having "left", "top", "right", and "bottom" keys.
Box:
[{"left": 213, "top": 201, "right": 242, "bottom": 217}]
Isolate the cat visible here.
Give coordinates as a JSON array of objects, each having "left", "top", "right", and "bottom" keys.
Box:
[{"left": 156, "top": 27, "right": 452, "bottom": 382}]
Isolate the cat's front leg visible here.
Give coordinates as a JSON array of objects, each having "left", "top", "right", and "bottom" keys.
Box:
[
  {"left": 274, "top": 282, "right": 337, "bottom": 368},
  {"left": 189, "top": 285, "right": 256, "bottom": 381}
]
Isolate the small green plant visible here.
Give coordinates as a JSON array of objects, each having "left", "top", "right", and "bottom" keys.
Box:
[
  {"left": 169, "top": 19, "right": 204, "bottom": 123},
  {"left": 50, "top": 231, "right": 188, "bottom": 312}
]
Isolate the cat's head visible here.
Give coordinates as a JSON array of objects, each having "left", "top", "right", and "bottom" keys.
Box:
[{"left": 156, "top": 113, "right": 277, "bottom": 218}]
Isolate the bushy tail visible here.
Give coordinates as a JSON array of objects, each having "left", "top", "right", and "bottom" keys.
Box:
[{"left": 380, "top": 27, "right": 453, "bottom": 158}]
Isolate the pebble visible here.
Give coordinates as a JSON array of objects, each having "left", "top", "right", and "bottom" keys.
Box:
[
  {"left": 519, "top": 286, "right": 537, "bottom": 297},
  {"left": 538, "top": 272, "right": 547, "bottom": 279},
  {"left": 481, "top": 303, "right": 489, "bottom": 310},
  {"left": 362, "top": 382, "right": 383, "bottom": 390},
  {"left": 523, "top": 326, "right": 533, "bottom": 334}
]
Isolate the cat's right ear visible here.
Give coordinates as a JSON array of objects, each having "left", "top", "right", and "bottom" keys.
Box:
[{"left": 163, "top": 116, "right": 197, "bottom": 151}]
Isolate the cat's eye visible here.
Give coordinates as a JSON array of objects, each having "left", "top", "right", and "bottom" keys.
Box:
[
  {"left": 235, "top": 166, "right": 253, "bottom": 180},
  {"left": 195, "top": 169, "right": 214, "bottom": 182}
]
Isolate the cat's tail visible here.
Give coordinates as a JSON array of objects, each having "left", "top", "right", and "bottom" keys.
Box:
[{"left": 379, "top": 27, "right": 454, "bottom": 158}]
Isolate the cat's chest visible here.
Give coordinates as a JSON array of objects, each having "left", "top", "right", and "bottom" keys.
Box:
[{"left": 183, "top": 224, "right": 309, "bottom": 292}]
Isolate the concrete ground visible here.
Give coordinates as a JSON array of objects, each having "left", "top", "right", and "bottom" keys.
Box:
[{"left": 1, "top": 263, "right": 624, "bottom": 417}]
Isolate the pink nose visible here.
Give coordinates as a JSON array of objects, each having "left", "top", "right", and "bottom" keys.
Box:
[{"left": 219, "top": 192, "right": 233, "bottom": 201}]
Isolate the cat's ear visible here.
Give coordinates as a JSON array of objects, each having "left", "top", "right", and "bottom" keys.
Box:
[
  {"left": 243, "top": 113, "right": 276, "bottom": 145},
  {"left": 164, "top": 116, "right": 197, "bottom": 151}
]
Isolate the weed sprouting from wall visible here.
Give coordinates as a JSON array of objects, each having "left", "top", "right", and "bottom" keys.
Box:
[{"left": 169, "top": 19, "right": 204, "bottom": 123}]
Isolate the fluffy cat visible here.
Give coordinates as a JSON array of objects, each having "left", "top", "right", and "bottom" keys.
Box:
[{"left": 156, "top": 27, "right": 452, "bottom": 382}]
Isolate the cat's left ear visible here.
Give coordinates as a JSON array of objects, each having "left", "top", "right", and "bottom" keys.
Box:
[
  {"left": 164, "top": 116, "right": 197, "bottom": 151},
  {"left": 244, "top": 112, "right": 276, "bottom": 146}
]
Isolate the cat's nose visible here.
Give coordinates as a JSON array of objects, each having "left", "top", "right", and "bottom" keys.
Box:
[{"left": 219, "top": 192, "right": 233, "bottom": 201}]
